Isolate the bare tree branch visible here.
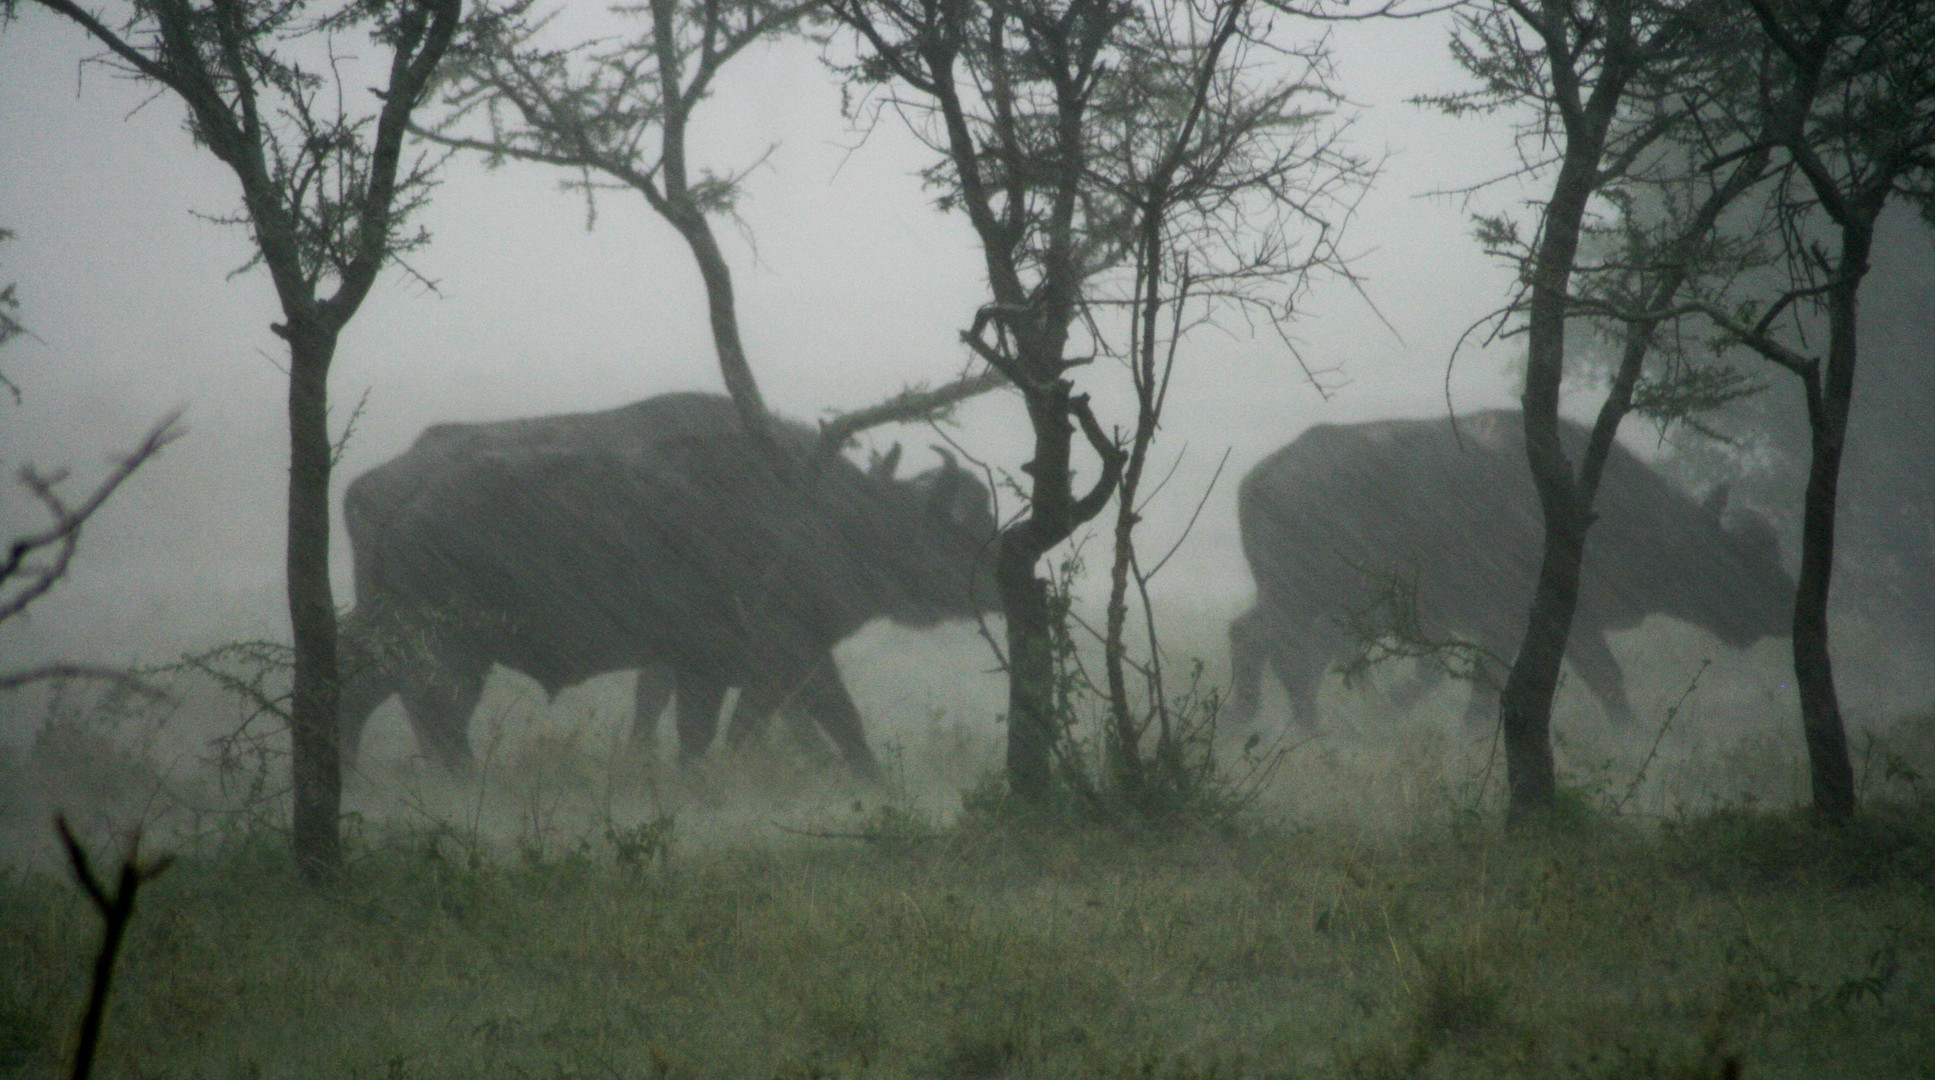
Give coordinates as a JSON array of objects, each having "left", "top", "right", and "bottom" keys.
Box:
[
  {"left": 55, "top": 815, "right": 173, "bottom": 1080},
  {"left": 0, "top": 411, "right": 184, "bottom": 625},
  {"left": 814, "top": 368, "right": 1009, "bottom": 455},
  {"left": 0, "top": 664, "right": 175, "bottom": 701}
]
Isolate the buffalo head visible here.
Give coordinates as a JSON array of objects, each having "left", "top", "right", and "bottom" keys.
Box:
[
  {"left": 860, "top": 443, "right": 998, "bottom": 628},
  {"left": 1685, "top": 486, "right": 1792, "bottom": 648}
]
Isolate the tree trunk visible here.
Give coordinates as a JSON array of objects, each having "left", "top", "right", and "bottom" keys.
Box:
[
  {"left": 1501, "top": 140, "right": 1604, "bottom": 822},
  {"left": 1102, "top": 249, "right": 1168, "bottom": 798},
  {"left": 1790, "top": 229, "right": 1866, "bottom": 820},
  {"left": 1002, "top": 384, "right": 1079, "bottom": 804},
  {"left": 1102, "top": 473, "right": 1146, "bottom": 794},
  {"left": 673, "top": 208, "right": 773, "bottom": 455},
  {"left": 286, "top": 322, "right": 343, "bottom": 883},
  {"left": 1499, "top": 515, "right": 1588, "bottom": 817},
  {"left": 1000, "top": 547, "right": 1057, "bottom": 802},
  {"left": 652, "top": 27, "right": 774, "bottom": 460}
]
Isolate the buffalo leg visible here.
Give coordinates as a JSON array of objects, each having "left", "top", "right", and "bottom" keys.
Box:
[
  {"left": 1269, "top": 638, "right": 1328, "bottom": 732},
  {"left": 1227, "top": 608, "right": 1267, "bottom": 724},
  {"left": 725, "top": 665, "right": 806, "bottom": 748},
  {"left": 1460, "top": 684, "right": 1500, "bottom": 732},
  {"left": 1385, "top": 662, "right": 1443, "bottom": 711},
  {"left": 396, "top": 659, "right": 486, "bottom": 776},
  {"left": 1231, "top": 604, "right": 1330, "bottom": 730},
  {"left": 632, "top": 663, "right": 676, "bottom": 749},
  {"left": 797, "top": 667, "right": 883, "bottom": 781},
  {"left": 671, "top": 669, "right": 728, "bottom": 765},
  {"left": 337, "top": 665, "right": 395, "bottom": 775},
  {"left": 336, "top": 609, "right": 398, "bottom": 774},
  {"left": 734, "top": 656, "right": 881, "bottom": 781},
  {"left": 722, "top": 657, "right": 832, "bottom": 754},
  {"left": 1566, "top": 629, "right": 1637, "bottom": 727}
]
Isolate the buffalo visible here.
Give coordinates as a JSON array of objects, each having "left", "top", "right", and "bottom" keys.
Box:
[
  {"left": 1228, "top": 410, "right": 1792, "bottom": 729},
  {"left": 338, "top": 392, "right": 998, "bottom": 778}
]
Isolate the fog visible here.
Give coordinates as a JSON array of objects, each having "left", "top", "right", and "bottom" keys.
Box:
[
  {"left": 0, "top": 6, "right": 1543, "bottom": 671},
  {"left": 6, "top": 15, "right": 1935, "bottom": 1075},
  {"left": 52, "top": 0, "right": 1929, "bottom": 797}
]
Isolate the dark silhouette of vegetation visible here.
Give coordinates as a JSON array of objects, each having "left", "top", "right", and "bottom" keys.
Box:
[
  {"left": 1429, "top": 0, "right": 1796, "bottom": 821},
  {"left": 15, "top": 0, "right": 464, "bottom": 881},
  {"left": 834, "top": 0, "right": 1366, "bottom": 808},
  {"left": 54, "top": 816, "right": 173, "bottom": 1080},
  {"left": 416, "top": 0, "right": 1012, "bottom": 451},
  {"left": 0, "top": 414, "right": 184, "bottom": 697},
  {"left": 1678, "top": 0, "right": 1935, "bottom": 820},
  {"left": 1435, "top": 0, "right": 1935, "bottom": 824},
  {"left": 0, "top": 228, "right": 24, "bottom": 379},
  {"left": 1660, "top": 209, "right": 1935, "bottom": 668},
  {"left": 1090, "top": 0, "right": 1370, "bottom": 822},
  {"left": 418, "top": 0, "right": 826, "bottom": 455}
]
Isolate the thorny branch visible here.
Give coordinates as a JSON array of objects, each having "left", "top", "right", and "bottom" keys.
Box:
[{"left": 0, "top": 411, "right": 184, "bottom": 626}]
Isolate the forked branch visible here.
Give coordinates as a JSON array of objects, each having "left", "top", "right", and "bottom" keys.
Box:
[{"left": 55, "top": 816, "right": 174, "bottom": 1080}]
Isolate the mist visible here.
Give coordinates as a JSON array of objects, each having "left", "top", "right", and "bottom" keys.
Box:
[{"left": 0, "top": 9, "right": 1529, "bottom": 674}]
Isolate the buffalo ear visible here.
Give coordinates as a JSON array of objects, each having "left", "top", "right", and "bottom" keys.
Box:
[
  {"left": 869, "top": 443, "right": 903, "bottom": 481},
  {"left": 1702, "top": 482, "right": 1730, "bottom": 518}
]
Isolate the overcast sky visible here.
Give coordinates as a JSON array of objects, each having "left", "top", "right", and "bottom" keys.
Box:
[{"left": 0, "top": 4, "right": 1532, "bottom": 667}]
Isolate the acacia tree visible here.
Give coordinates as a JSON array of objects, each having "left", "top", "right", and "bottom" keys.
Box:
[
  {"left": 419, "top": 0, "right": 1005, "bottom": 444},
  {"left": 1664, "top": 206, "right": 1935, "bottom": 666},
  {"left": 1685, "top": 0, "right": 1935, "bottom": 819},
  {"left": 1086, "top": 0, "right": 1365, "bottom": 813},
  {"left": 1432, "top": 0, "right": 1782, "bottom": 819},
  {"left": 10, "top": 0, "right": 462, "bottom": 880},
  {"left": 413, "top": 0, "right": 1008, "bottom": 764},
  {"left": 834, "top": 0, "right": 1367, "bottom": 804},
  {"left": 833, "top": 0, "right": 1128, "bottom": 804},
  {"left": 417, "top": 0, "right": 824, "bottom": 451}
]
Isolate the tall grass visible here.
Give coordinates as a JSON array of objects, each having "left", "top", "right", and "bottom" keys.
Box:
[{"left": 3, "top": 611, "right": 1931, "bottom": 1078}]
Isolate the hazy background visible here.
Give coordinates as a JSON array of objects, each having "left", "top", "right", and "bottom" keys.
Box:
[
  {"left": 16, "top": 5, "right": 1912, "bottom": 772},
  {"left": 0, "top": 9, "right": 1526, "bottom": 659}
]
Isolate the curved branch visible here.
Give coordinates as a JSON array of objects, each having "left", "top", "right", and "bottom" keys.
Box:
[
  {"left": 1067, "top": 391, "right": 1125, "bottom": 526},
  {"left": 0, "top": 411, "right": 184, "bottom": 624}
]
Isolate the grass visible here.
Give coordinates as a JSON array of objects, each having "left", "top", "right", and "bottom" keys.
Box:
[
  {"left": 4, "top": 757, "right": 1933, "bottom": 1078},
  {"left": 3, "top": 613, "right": 1933, "bottom": 1079}
]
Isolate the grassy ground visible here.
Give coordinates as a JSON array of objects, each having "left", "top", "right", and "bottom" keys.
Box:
[
  {"left": 3, "top": 608, "right": 1933, "bottom": 1079},
  {"left": 4, "top": 708, "right": 1933, "bottom": 1079}
]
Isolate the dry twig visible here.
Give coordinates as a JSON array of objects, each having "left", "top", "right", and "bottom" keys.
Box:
[{"left": 55, "top": 815, "right": 174, "bottom": 1080}]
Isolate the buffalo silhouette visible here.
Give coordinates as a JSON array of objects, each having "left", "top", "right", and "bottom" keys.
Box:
[
  {"left": 338, "top": 392, "right": 997, "bottom": 778},
  {"left": 1228, "top": 410, "right": 1791, "bottom": 729}
]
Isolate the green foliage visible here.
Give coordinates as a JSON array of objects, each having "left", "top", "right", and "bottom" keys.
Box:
[
  {"left": 994, "top": 548, "right": 1268, "bottom": 834},
  {"left": 1628, "top": 364, "right": 1767, "bottom": 429},
  {"left": 606, "top": 812, "right": 677, "bottom": 876},
  {"left": 7, "top": 751, "right": 1935, "bottom": 1079},
  {"left": 9, "top": 610, "right": 1935, "bottom": 1079},
  {"left": 1657, "top": 803, "right": 1935, "bottom": 891}
]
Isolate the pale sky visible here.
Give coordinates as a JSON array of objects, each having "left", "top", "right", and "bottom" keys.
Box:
[{"left": 0, "top": 5, "right": 1526, "bottom": 669}]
